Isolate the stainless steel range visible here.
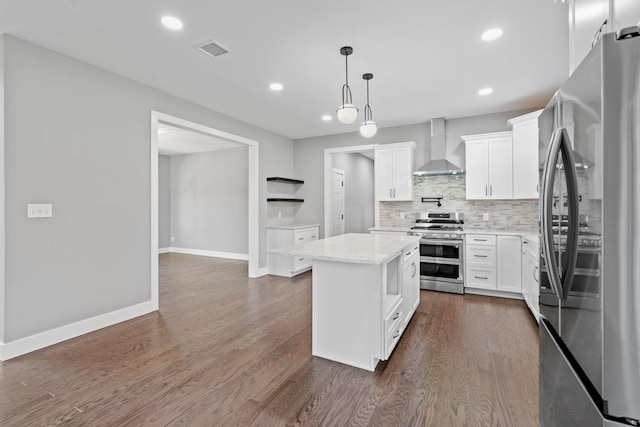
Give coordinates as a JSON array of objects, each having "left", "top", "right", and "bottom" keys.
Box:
[{"left": 409, "top": 212, "right": 464, "bottom": 294}]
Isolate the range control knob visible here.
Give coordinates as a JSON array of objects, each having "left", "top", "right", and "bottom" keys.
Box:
[
  {"left": 444, "top": 234, "right": 450, "bottom": 239},
  {"left": 432, "top": 233, "right": 438, "bottom": 238}
]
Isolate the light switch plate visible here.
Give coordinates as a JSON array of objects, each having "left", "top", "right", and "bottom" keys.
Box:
[
  {"left": 27, "top": 204, "right": 53, "bottom": 218},
  {"left": 483, "top": 213, "right": 489, "bottom": 221}
]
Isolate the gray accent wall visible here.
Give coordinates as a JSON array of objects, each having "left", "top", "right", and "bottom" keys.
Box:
[
  {"left": 158, "top": 155, "right": 171, "bottom": 249},
  {"left": 2, "top": 36, "right": 293, "bottom": 342},
  {"left": 293, "top": 108, "right": 539, "bottom": 237},
  {"left": 332, "top": 153, "right": 374, "bottom": 233},
  {"left": 169, "top": 147, "right": 248, "bottom": 254}
]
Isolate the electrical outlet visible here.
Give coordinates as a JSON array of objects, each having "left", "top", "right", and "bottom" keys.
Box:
[
  {"left": 483, "top": 213, "right": 490, "bottom": 221},
  {"left": 171, "top": 236, "right": 175, "bottom": 242},
  {"left": 399, "top": 212, "right": 406, "bottom": 220},
  {"left": 27, "top": 204, "right": 53, "bottom": 218}
]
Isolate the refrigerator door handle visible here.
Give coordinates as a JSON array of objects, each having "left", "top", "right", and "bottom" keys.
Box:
[
  {"left": 541, "top": 129, "right": 564, "bottom": 299},
  {"left": 558, "top": 128, "right": 580, "bottom": 299}
]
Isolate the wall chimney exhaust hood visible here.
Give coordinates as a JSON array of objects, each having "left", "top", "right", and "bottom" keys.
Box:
[{"left": 414, "top": 117, "right": 464, "bottom": 176}]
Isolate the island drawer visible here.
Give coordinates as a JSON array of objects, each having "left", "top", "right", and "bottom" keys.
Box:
[
  {"left": 384, "top": 298, "right": 403, "bottom": 336},
  {"left": 402, "top": 243, "right": 420, "bottom": 265}
]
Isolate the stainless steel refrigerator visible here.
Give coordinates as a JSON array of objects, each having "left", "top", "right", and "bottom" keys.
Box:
[{"left": 538, "top": 29, "right": 640, "bottom": 427}]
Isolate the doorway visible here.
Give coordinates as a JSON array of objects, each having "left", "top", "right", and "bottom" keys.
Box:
[
  {"left": 150, "top": 111, "right": 259, "bottom": 311},
  {"left": 323, "top": 144, "right": 377, "bottom": 238}
]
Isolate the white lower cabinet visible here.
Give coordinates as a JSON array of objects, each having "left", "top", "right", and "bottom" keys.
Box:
[
  {"left": 401, "top": 241, "right": 420, "bottom": 328},
  {"left": 497, "top": 236, "right": 522, "bottom": 293},
  {"left": 521, "top": 238, "right": 540, "bottom": 322},
  {"left": 465, "top": 233, "right": 522, "bottom": 296},
  {"left": 267, "top": 225, "right": 319, "bottom": 277}
]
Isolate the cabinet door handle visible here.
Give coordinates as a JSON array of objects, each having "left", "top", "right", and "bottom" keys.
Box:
[
  {"left": 298, "top": 258, "right": 305, "bottom": 261},
  {"left": 533, "top": 266, "right": 540, "bottom": 283},
  {"left": 393, "top": 188, "right": 396, "bottom": 198},
  {"left": 392, "top": 330, "right": 400, "bottom": 339},
  {"left": 474, "top": 238, "right": 488, "bottom": 242},
  {"left": 392, "top": 312, "right": 400, "bottom": 320},
  {"left": 298, "top": 237, "right": 304, "bottom": 241},
  {"left": 485, "top": 185, "right": 488, "bottom": 196},
  {"left": 390, "top": 188, "right": 392, "bottom": 198},
  {"left": 475, "top": 276, "right": 489, "bottom": 280},
  {"left": 474, "top": 255, "right": 488, "bottom": 258},
  {"left": 490, "top": 185, "right": 493, "bottom": 196},
  {"left": 412, "top": 262, "right": 417, "bottom": 278},
  {"left": 311, "top": 235, "right": 317, "bottom": 238}
]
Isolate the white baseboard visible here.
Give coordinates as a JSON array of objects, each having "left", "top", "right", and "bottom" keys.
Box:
[
  {"left": 0, "top": 301, "right": 155, "bottom": 361},
  {"left": 166, "top": 247, "right": 249, "bottom": 261},
  {"left": 158, "top": 247, "right": 171, "bottom": 254},
  {"left": 255, "top": 267, "right": 269, "bottom": 277}
]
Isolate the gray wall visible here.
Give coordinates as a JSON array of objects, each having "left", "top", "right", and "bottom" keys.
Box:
[
  {"left": 332, "top": 153, "right": 374, "bottom": 233},
  {"left": 293, "top": 108, "right": 539, "bottom": 237},
  {"left": 2, "top": 36, "right": 293, "bottom": 342},
  {"left": 158, "top": 155, "right": 171, "bottom": 249},
  {"left": 169, "top": 147, "right": 248, "bottom": 254},
  {"left": 0, "top": 34, "right": 5, "bottom": 343}
]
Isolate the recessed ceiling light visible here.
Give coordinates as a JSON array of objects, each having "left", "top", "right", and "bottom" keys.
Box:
[
  {"left": 481, "top": 28, "right": 503, "bottom": 42},
  {"left": 322, "top": 115, "right": 332, "bottom": 121},
  {"left": 478, "top": 87, "right": 493, "bottom": 96},
  {"left": 161, "top": 16, "right": 183, "bottom": 30},
  {"left": 270, "top": 83, "right": 283, "bottom": 91}
]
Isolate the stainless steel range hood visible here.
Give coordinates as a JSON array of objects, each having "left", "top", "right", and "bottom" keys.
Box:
[{"left": 414, "top": 117, "right": 464, "bottom": 176}]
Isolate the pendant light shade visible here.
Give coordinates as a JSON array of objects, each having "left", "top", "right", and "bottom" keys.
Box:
[
  {"left": 359, "top": 73, "right": 377, "bottom": 138},
  {"left": 336, "top": 46, "right": 358, "bottom": 124}
]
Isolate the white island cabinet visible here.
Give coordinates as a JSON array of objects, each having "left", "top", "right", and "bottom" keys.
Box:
[{"left": 270, "top": 233, "right": 420, "bottom": 371}]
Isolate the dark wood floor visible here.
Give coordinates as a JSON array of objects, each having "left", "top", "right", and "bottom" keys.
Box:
[{"left": 0, "top": 253, "right": 540, "bottom": 426}]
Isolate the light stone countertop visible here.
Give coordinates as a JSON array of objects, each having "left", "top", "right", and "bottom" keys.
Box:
[
  {"left": 266, "top": 224, "right": 320, "bottom": 230},
  {"left": 368, "top": 226, "right": 413, "bottom": 233},
  {"left": 270, "top": 233, "right": 420, "bottom": 265}
]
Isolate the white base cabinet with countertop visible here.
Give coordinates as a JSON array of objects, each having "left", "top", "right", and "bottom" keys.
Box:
[
  {"left": 270, "top": 233, "right": 420, "bottom": 371},
  {"left": 267, "top": 225, "right": 319, "bottom": 277},
  {"left": 521, "top": 237, "right": 540, "bottom": 322},
  {"left": 465, "top": 233, "right": 523, "bottom": 299}
]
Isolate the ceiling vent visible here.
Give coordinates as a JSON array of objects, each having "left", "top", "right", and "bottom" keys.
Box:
[{"left": 195, "top": 40, "right": 230, "bottom": 58}]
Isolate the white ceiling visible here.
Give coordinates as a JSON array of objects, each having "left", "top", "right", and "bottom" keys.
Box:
[
  {"left": 157, "top": 123, "right": 242, "bottom": 156},
  {"left": 1, "top": 0, "right": 570, "bottom": 140}
]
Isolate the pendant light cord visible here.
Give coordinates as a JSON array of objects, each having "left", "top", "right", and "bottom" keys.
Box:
[
  {"left": 341, "top": 50, "right": 352, "bottom": 106},
  {"left": 364, "top": 78, "right": 372, "bottom": 121}
]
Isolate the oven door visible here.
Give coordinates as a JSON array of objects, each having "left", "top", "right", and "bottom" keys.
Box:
[
  {"left": 419, "top": 238, "right": 464, "bottom": 284},
  {"left": 419, "top": 239, "right": 462, "bottom": 259}
]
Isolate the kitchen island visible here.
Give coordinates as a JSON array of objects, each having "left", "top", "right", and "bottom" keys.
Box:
[{"left": 270, "top": 233, "right": 420, "bottom": 371}]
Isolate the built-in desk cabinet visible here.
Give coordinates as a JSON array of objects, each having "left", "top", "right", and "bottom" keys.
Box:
[{"left": 267, "top": 225, "right": 319, "bottom": 277}]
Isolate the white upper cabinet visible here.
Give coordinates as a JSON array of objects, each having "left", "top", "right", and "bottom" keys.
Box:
[
  {"left": 509, "top": 110, "right": 542, "bottom": 199},
  {"left": 374, "top": 142, "right": 415, "bottom": 201},
  {"left": 462, "top": 132, "right": 513, "bottom": 200},
  {"left": 611, "top": 0, "right": 640, "bottom": 33}
]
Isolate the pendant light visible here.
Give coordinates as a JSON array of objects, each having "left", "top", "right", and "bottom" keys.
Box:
[
  {"left": 359, "top": 73, "right": 377, "bottom": 138},
  {"left": 336, "top": 46, "right": 358, "bottom": 124}
]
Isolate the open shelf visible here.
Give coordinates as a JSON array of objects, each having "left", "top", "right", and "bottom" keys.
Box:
[
  {"left": 267, "top": 198, "right": 304, "bottom": 202},
  {"left": 266, "top": 177, "right": 304, "bottom": 185}
]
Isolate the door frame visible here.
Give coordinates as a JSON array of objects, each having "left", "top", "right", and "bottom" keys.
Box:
[
  {"left": 150, "top": 111, "right": 260, "bottom": 310},
  {"left": 323, "top": 144, "right": 378, "bottom": 238},
  {"left": 331, "top": 168, "right": 345, "bottom": 235}
]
